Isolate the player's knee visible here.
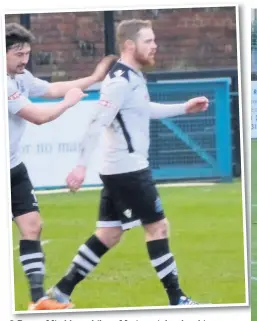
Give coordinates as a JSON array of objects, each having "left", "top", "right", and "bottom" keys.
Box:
[
  {"left": 15, "top": 211, "right": 42, "bottom": 240},
  {"left": 95, "top": 227, "right": 123, "bottom": 248},
  {"left": 110, "top": 229, "right": 123, "bottom": 245},
  {"left": 21, "top": 216, "right": 43, "bottom": 239},
  {"left": 144, "top": 218, "right": 169, "bottom": 240}
]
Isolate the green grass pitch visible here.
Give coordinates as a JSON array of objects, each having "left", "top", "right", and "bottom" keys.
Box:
[{"left": 12, "top": 181, "right": 246, "bottom": 311}]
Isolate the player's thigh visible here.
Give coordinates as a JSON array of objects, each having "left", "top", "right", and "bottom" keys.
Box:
[
  {"left": 11, "top": 163, "right": 41, "bottom": 238},
  {"left": 129, "top": 169, "right": 165, "bottom": 225},
  {"left": 100, "top": 168, "right": 165, "bottom": 226},
  {"left": 98, "top": 177, "right": 142, "bottom": 230},
  {"left": 97, "top": 187, "right": 122, "bottom": 228},
  {"left": 96, "top": 188, "right": 123, "bottom": 247}
]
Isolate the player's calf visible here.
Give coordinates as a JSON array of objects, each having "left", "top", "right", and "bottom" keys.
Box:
[
  {"left": 52, "top": 232, "right": 117, "bottom": 298},
  {"left": 14, "top": 211, "right": 46, "bottom": 303},
  {"left": 143, "top": 218, "right": 190, "bottom": 305}
]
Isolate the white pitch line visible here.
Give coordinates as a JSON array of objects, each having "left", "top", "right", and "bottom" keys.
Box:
[
  {"left": 36, "top": 182, "right": 216, "bottom": 195},
  {"left": 252, "top": 204, "right": 257, "bottom": 207},
  {"left": 252, "top": 277, "right": 257, "bottom": 281},
  {"left": 13, "top": 239, "right": 51, "bottom": 251},
  {"left": 252, "top": 261, "right": 257, "bottom": 265},
  {"left": 158, "top": 182, "right": 216, "bottom": 188}
]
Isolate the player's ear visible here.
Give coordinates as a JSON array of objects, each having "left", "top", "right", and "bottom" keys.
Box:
[{"left": 124, "top": 39, "right": 136, "bottom": 51}]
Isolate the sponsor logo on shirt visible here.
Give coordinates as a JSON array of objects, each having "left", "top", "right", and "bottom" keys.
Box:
[
  {"left": 8, "top": 91, "right": 21, "bottom": 100},
  {"left": 99, "top": 99, "right": 114, "bottom": 108}
]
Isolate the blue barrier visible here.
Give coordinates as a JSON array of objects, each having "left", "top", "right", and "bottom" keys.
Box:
[{"left": 148, "top": 78, "right": 232, "bottom": 181}]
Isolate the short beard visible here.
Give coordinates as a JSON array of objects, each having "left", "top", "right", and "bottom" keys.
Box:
[{"left": 134, "top": 49, "right": 155, "bottom": 67}]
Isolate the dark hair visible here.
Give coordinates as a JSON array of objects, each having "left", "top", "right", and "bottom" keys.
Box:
[{"left": 6, "top": 23, "right": 35, "bottom": 51}]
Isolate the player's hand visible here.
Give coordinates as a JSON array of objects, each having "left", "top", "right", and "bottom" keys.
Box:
[
  {"left": 185, "top": 96, "right": 209, "bottom": 114},
  {"left": 66, "top": 165, "right": 86, "bottom": 192},
  {"left": 63, "top": 88, "right": 87, "bottom": 108},
  {"left": 92, "top": 55, "right": 119, "bottom": 82}
]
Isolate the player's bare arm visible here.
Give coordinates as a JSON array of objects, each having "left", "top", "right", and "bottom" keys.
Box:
[
  {"left": 43, "top": 55, "right": 118, "bottom": 99},
  {"left": 16, "top": 88, "right": 86, "bottom": 125}
]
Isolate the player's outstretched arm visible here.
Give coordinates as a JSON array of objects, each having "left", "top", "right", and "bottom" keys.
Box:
[
  {"left": 43, "top": 55, "right": 118, "bottom": 99},
  {"left": 149, "top": 96, "right": 209, "bottom": 119},
  {"left": 16, "top": 88, "right": 86, "bottom": 125}
]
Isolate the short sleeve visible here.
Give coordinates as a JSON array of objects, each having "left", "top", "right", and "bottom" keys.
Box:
[
  {"left": 99, "top": 76, "right": 130, "bottom": 111},
  {"left": 8, "top": 81, "right": 31, "bottom": 115}
]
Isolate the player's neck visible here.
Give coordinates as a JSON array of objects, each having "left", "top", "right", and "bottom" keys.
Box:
[
  {"left": 7, "top": 68, "right": 16, "bottom": 78},
  {"left": 120, "top": 54, "right": 142, "bottom": 72}
]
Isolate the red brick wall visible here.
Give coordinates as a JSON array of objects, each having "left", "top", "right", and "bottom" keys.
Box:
[{"left": 5, "top": 7, "right": 237, "bottom": 81}]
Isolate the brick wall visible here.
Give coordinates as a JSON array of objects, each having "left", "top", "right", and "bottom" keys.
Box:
[{"left": 5, "top": 7, "right": 237, "bottom": 81}]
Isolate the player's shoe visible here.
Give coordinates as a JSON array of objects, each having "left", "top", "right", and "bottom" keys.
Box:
[
  {"left": 47, "top": 286, "right": 72, "bottom": 305},
  {"left": 177, "top": 296, "right": 199, "bottom": 305},
  {"left": 28, "top": 296, "right": 73, "bottom": 310}
]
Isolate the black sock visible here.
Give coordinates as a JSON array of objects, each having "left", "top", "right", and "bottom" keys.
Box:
[
  {"left": 147, "top": 238, "right": 184, "bottom": 305},
  {"left": 56, "top": 234, "right": 109, "bottom": 296},
  {"left": 19, "top": 240, "right": 45, "bottom": 302}
]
